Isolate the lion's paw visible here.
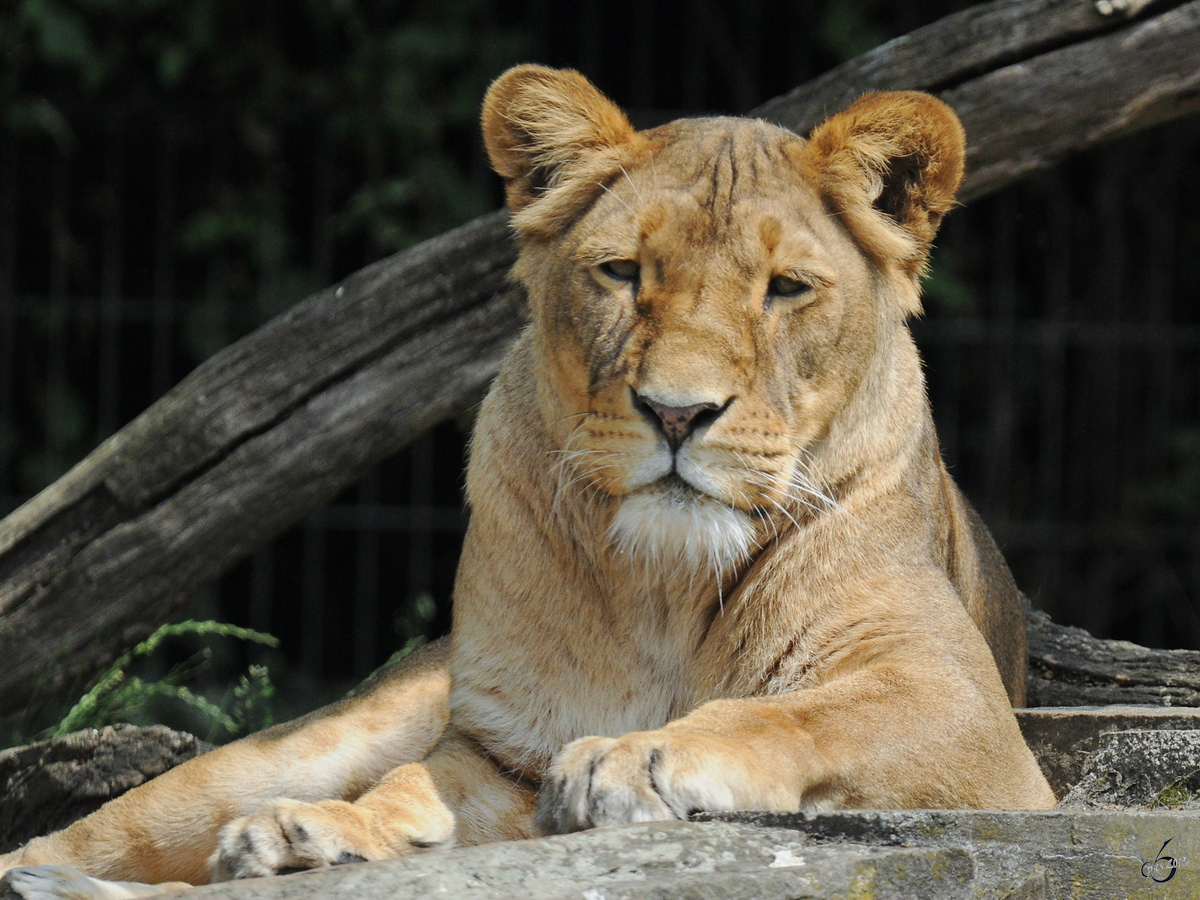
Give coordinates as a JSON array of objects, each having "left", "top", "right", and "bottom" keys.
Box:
[
  {"left": 211, "top": 797, "right": 443, "bottom": 881},
  {"left": 0, "top": 865, "right": 170, "bottom": 900},
  {"left": 2, "top": 866, "right": 94, "bottom": 900},
  {"left": 213, "top": 800, "right": 333, "bottom": 881},
  {"left": 536, "top": 730, "right": 765, "bottom": 834}
]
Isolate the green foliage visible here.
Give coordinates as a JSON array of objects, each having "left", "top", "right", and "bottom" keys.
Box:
[
  {"left": 3, "top": 0, "right": 522, "bottom": 246},
  {"left": 923, "top": 251, "right": 980, "bottom": 316},
  {"left": 2, "top": 0, "right": 525, "bottom": 493},
  {"left": 45, "top": 620, "right": 280, "bottom": 744},
  {"left": 1142, "top": 428, "right": 1200, "bottom": 523},
  {"left": 344, "top": 634, "right": 426, "bottom": 700},
  {"left": 395, "top": 590, "right": 438, "bottom": 644},
  {"left": 817, "top": 0, "right": 891, "bottom": 62},
  {"left": 1156, "top": 779, "right": 1192, "bottom": 809}
]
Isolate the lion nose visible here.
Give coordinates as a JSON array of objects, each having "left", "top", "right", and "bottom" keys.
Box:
[{"left": 633, "top": 391, "right": 730, "bottom": 452}]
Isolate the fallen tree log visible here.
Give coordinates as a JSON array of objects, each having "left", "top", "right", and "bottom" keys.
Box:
[
  {"left": 754, "top": 0, "right": 1200, "bottom": 201},
  {"left": 1, "top": 0, "right": 1198, "bottom": 713},
  {"left": 1026, "top": 609, "right": 1200, "bottom": 707},
  {"left": 0, "top": 214, "right": 524, "bottom": 713},
  {"left": 0, "top": 724, "right": 211, "bottom": 853}
]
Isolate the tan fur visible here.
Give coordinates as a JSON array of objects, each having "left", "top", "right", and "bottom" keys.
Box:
[
  {"left": 0, "top": 66, "right": 1054, "bottom": 898},
  {"left": 0, "top": 641, "right": 451, "bottom": 890}
]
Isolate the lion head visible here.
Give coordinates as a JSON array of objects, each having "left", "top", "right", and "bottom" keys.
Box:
[{"left": 481, "top": 66, "right": 965, "bottom": 576}]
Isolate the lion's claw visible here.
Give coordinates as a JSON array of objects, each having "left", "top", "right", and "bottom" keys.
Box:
[{"left": 211, "top": 799, "right": 375, "bottom": 881}]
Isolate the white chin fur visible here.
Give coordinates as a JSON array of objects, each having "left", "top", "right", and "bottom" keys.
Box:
[{"left": 609, "top": 486, "right": 756, "bottom": 573}]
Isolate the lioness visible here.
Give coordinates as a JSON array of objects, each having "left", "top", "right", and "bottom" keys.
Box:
[{"left": 0, "top": 65, "right": 1055, "bottom": 899}]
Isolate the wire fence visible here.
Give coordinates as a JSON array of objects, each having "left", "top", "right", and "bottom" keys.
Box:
[{"left": 924, "top": 133, "right": 1200, "bottom": 652}]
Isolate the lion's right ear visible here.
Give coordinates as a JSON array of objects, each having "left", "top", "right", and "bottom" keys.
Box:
[{"left": 482, "top": 65, "right": 641, "bottom": 232}]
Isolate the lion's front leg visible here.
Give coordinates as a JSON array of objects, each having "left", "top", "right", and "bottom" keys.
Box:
[
  {"left": 212, "top": 731, "right": 539, "bottom": 880},
  {"left": 537, "top": 664, "right": 1055, "bottom": 834},
  {"left": 0, "top": 640, "right": 451, "bottom": 896}
]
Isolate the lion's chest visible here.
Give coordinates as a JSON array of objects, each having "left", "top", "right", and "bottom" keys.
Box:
[{"left": 452, "top": 585, "right": 714, "bottom": 775}]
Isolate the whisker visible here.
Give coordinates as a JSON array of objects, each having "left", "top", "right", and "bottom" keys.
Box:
[
  {"left": 619, "top": 165, "right": 644, "bottom": 204},
  {"left": 721, "top": 448, "right": 841, "bottom": 528},
  {"left": 599, "top": 182, "right": 635, "bottom": 215}
]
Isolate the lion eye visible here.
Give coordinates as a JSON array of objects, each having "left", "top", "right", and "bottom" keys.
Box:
[
  {"left": 768, "top": 274, "right": 811, "bottom": 298},
  {"left": 599, "top": 259, "right": 640, "bottom": 282}
]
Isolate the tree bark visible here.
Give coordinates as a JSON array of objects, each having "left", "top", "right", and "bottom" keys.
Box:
[
  {"left": 1, "top": 0, "right": 1198, "bottom": 713},
  {"left": 1026, "top": 609, "right": 1200, "bottom": 707},
  {"left": 0, "top": 214, "right": 523, "bottom": 712},
  {"left": 0, "top": 725, "right": 211, "bottom": 852},
  {"left": 754, "top": 0, "right": 1200, "bottom": 201}
]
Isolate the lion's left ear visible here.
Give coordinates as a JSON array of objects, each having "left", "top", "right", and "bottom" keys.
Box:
[{"left": 807, "top": 91, "right": 965, "bottom": 279}]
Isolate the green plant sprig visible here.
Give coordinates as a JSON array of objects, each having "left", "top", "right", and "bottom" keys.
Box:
[{"left": 47, "top": 620, "right": 279, "bottom": 740}]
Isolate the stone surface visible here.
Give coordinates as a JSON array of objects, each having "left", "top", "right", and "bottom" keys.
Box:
[
  {"left": 7, "top": 709, "right": 1200, "bottom": 897},
  {"left": 1017, "top": 706, "right": 1200, "bottom": 797},
  {"left": 150, "top": 809, "right": 1199, "bottom": 899},
  {"left": 1061, "top": 730, "right": 1200, "bottom": 811},
  {"left": 0, "top": 724, "right": 211, "bottom": 853},
  {"left": 176, "top": 819, "right": 995, "bottom": 899},
  {"left": 722, "top": 809, "right": 1195, "bottom": 898}
]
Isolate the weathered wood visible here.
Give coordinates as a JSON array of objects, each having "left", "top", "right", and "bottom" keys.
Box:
[
  {"left": 1, "top": 0, "right": 1198, "bottom": 714},
  {"left": 1027, "top": 609, "right": 1200, "bottom": 707},
  {"left": 0, "top": 213, "right": 524, "bottom": 712},
  {"left": 948, "top": 0, "right": 1200, "bottom": 199},
  {"left": 756, "top": 0, "right": 1182, "bottom": 121},
  {"left": 0, "top": 725, "right": 211, "bottom": 852},
  {"left": 754, "top": 0, "right": 1200, "bottom": 200}
]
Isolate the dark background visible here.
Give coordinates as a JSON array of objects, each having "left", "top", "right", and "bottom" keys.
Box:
[{"left": 1, "top": 0, "right": 1197, "bottom": 717}]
